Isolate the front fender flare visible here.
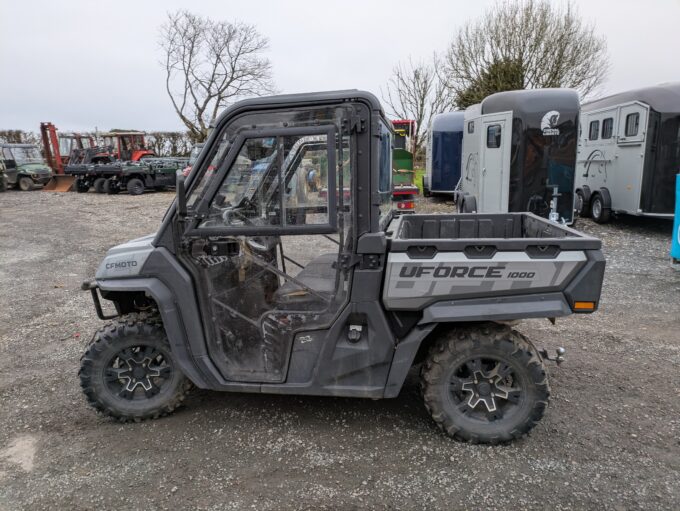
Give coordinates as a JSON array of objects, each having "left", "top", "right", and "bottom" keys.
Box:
[{"left": 96, "top": 277, "right": 216, "bottom": 389}]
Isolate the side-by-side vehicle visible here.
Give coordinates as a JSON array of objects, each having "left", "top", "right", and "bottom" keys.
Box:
[{"left": 79, "top": 90, "right": 605, "bottom": 444}]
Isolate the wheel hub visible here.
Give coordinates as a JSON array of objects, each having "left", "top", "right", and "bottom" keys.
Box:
[
  {"left": 106, "top": 346, "right": 171, "bottom": 398},
  {"left": 452, "top": 360, "right": 520, "bottom": 416}
]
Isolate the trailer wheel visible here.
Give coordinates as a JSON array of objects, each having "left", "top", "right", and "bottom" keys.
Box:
[
  {"left": 591, "top": 194, "right": 610, "bottom": 224},
  {"left": 126, "top": 178, "right": 145, "bottom": 196},
  {"left": 18, "top": 176, "right": 35, "bottom": 191},
  {"left": 94, "top": 178, "right": 106, "bottom": 194},
  {"left": 103, "top": 179, "right": 120, "bottom": 195},
  {"left": 575, "top": 190, "right": 590, "bottom": 218},
  {"left": 79, "top": 315, "right": 192, "bottom": 422},
  {"left": 421, "top": 324, "right": 550, "bottom": 444}
]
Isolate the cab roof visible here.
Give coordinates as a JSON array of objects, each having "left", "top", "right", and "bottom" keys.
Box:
[{"left": 211, "top": 90, "right": 385, "bottom": 128}]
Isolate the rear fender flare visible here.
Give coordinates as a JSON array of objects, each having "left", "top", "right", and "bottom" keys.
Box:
[
  {"left": 383, "top": 324, "right": 437, "bottom": 398},
  {"left": 577, "top": 185, "right": 591, "bottom": 204}
]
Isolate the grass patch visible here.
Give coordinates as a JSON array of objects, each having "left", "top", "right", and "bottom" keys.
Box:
[{"left": 413, "top": 168, "right": 425, "bottom": 195}]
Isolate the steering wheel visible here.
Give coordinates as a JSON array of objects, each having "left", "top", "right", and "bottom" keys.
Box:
[{"left": 221, "top": 208, "right": 279, "bottom": 253}]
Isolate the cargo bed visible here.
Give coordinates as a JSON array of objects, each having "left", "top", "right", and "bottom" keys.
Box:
[{"left": 383, "top": 212, "right": 605, "bottom": 316}]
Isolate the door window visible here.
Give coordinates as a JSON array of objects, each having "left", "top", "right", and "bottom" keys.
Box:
[
  {"left": 486, "top": 124, "right": 501, "bottom": 148},
  {"left": 197, "top": 131, "right": 335, "bottom": 233},
  {"left": 625, "top": 113, "right": 640, "bottom": 137},
  {"left": 589, "top": 120, "right": 600, "bottom": 140}
]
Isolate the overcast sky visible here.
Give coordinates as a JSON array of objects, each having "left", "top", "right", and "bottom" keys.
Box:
[{"left": 1, "top": 0, "right": 679, "bottom": 132}]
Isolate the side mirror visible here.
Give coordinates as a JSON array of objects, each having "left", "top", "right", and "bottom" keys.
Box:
[{"left": 176, "top": 174, "right": 188, "bottom": 218}]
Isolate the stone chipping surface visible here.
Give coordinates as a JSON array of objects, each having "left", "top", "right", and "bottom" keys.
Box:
[{"left": 0, "top": 189, "right": 679, "bottom": 510}]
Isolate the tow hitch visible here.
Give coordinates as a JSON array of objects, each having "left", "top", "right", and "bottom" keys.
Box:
[{"left": 540, "top": 347, "right": 566, "bottom": 365}]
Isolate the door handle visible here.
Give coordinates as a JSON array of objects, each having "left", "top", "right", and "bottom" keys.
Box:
[{"left": 482, "top": 167, "right": 487, "bottom": 174}]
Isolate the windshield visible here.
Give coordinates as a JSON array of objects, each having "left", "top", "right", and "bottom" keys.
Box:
[{"left": 9, "top": 146, "right": 43, "bottom": 163}]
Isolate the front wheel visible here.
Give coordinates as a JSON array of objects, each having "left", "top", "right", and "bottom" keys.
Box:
[
  {"left": 421, "top": 324, "right": 550, "bottom": 444},
  {"left": 79, "top": 315, "right": 192, "bottom": 422},
  {"left": 18, "top": 176, "right": 35, "bottom": 191}
]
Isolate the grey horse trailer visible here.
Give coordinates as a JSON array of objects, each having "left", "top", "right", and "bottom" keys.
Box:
[
  {"left": 456, "top": 89, "right": 580, "bottom": 225},
  {"left": 575, "top": 82, "right": 680, "bottom": 223}
]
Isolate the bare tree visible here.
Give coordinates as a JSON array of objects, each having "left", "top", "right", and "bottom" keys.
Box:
[
  {"left": 443, "top": 0, "right": 609, "bottom": 108},
  {"left": 160, "top": 11, "right": 275, "bottom": 142},
  {"left": 381, "top": 57, "right": 455, "bottom": 158}
]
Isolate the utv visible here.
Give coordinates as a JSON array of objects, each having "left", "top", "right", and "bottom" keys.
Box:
[
  {"left": 79, "top": 90, "right": 605, "bottom": 443},
  {"left": 0, "top": 143, "right": 53, "bottom": 190}
]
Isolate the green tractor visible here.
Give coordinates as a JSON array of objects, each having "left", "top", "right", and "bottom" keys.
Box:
[{"left": 0, "top": 143, "right": 53, "bottom": 191}]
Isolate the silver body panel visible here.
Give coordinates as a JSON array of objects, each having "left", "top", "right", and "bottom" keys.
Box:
[
  {"left": 95, "top": 233, "right": 156, "bottom": 280},
  {"left": 382, "top": 250, "right": 586, "bottom": 310}
]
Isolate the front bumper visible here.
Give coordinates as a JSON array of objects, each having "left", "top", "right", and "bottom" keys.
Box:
[
  {"left": 81, "top": 279, "right": 119, "bottom": 320},
  {"left": 31, "top": 174, "right": 52, "bottom": 185}
]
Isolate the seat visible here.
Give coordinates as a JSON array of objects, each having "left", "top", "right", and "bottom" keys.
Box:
[{"left": 274, "top": 253, "right": 338, "bottom": 307}]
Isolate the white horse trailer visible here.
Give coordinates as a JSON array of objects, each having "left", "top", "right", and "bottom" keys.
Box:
[
  {"left": 575, "top": 83, "right": 680, "bottom": 223},
  {"left": 456, "top": 89, "right": 580, "bottom": 224}
]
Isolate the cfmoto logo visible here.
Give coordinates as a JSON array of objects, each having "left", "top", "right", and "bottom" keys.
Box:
[{"left": 541, "top": 111, "right": 560, "bottom": 136}]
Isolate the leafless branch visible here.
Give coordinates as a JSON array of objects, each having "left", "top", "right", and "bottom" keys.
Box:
[{"left": 159, "top": 11, "right": 275, "bottom": 141}]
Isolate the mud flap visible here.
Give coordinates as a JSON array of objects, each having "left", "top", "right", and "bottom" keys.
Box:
[{"left": 43, "top": 175, "right": 76, "bottom": 192}]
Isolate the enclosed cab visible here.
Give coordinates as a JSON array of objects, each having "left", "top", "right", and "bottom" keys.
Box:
[
  {"left": 424, "top": 111, "right": 464, "bottom": 197},
  {"left": 575, "top": 82, "right": 680, "bottom": 223},
  {"left": 456, "top": 89, "right": 580, "bottom": 224},
  {"left": 0, "top": 143, "right": 53, "bottom": 190},
  {"left": 100, "top": 131, "right": 155, "bottom": 161}
]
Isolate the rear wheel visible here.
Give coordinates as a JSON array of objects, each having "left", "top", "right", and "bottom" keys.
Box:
[
  {"left": 18, "top": 176, "right": 34, "bottom": 191},
  {"left": 591, "top": 194, "right": 611, "bottom": 224},
  {"left": 126, "top": 178, "right": 145, "bottom": 196},
  {"left": 421, "top": 324, "right": 550, "bottom": 444},
  {"left": 93, "top": 177, "right": 106, "bottom": 194},
  {"left": 79, "top": 315, "right": 192, "bottom": 422},
  {"left": 103, "top": 178, "right": 120, "bottom": 195}
]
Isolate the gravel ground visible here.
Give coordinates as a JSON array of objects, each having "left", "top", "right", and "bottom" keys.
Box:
[{"left": 0, "top": 189, "right": 679, "bottom": 510}]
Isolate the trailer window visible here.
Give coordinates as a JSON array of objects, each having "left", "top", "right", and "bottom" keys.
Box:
[
  {"left": 589, "top": 120, "right": 599, "bottom": 140},
  {"left": 486, "top": 124, "right": 501, "bottom": 148},
  {"left": 467, "top": 121, "right": 474, "bottom": 134},
  {"left": 602, "top": 118, "right": 613, "bottom": 139},
  {"left": 625, "top": 113, "right": 640, "bottom": 137}
]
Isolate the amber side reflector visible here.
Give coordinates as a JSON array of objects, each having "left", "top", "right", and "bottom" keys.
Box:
[{"left": 573, "top": 301, "right": 596, "bottom": 311}]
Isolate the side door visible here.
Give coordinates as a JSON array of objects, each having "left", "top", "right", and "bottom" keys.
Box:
[
  {"left": 460, "top": 115, "right": 481, "bottom": 198},
  {"left": 616, "top": 102, "right": 649, "bottom": 213},
  {"left": 179, "top": 105, "right": 354, "bottom": 384},
  {"left": 480, "top": 112, "right": 512, "bottom": 212}
]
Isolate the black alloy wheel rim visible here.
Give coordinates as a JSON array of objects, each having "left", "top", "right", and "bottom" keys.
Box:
[
  {"left": 448, "top": 356, "right": 524, "bottom": 423},
  {"left": 104, "top": 345, "right": 174, "bottom": 400}
]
